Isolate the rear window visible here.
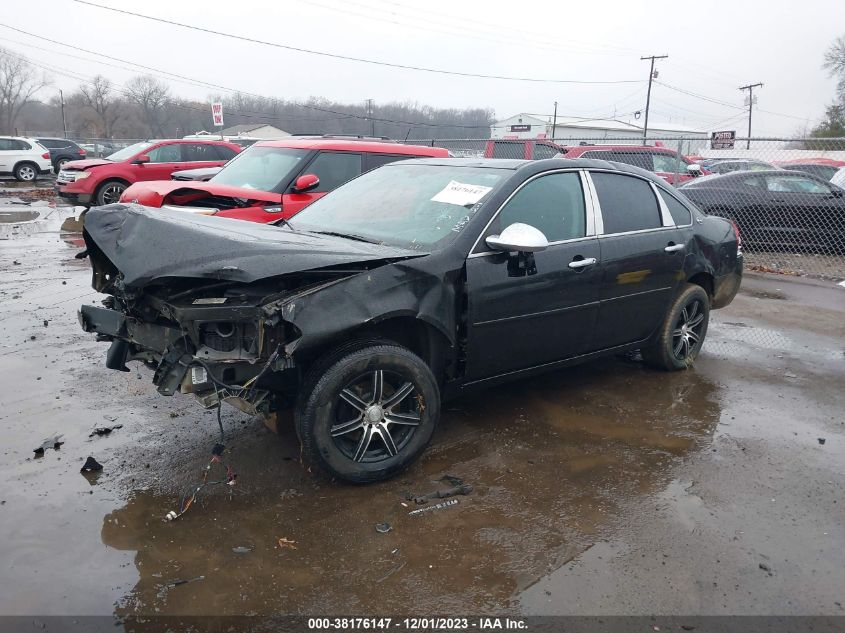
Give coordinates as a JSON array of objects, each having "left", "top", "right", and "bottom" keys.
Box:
[
  {"left": 213, "top": 145, "right": 238, "bottom": 160},
  {"left": 658, "top": 189, "right": 692, "bottom": 226},
  {"left": 592, "top": 172, "right": 662, "bottom": 234},
  {"left": 532, "top": 143, "right": 560, "bottom": 159}
]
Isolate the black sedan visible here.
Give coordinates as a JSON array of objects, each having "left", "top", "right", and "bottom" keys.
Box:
[
  {"left": 680, "top": 170, "right": 845, "bottom": 252},
  {"left": 79, "top": 158, "right": 742, "bottom": 483}
]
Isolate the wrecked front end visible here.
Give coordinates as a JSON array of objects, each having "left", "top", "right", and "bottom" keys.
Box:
[
  {"left": 79, "top": 276, "right": 324, "bottom": 416},
  {"left": 77, "top": 204, "right": 440, "bottom": 418}
]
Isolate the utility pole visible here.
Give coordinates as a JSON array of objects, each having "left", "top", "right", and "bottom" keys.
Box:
[
  {"left": 59, "top": 89, "right": 68, "bottom": 138},
  {"left": 365, "top": 98, "right": 375, "bottom": 137},
  {"left": 552, "top": 101, "right": 558, "bottom": 139},
  {"left": 739, "top": 82, "right": 763, "bottom": 149},
  {"left": 640, "top": 54, "right": 668, "bottom": 143}
]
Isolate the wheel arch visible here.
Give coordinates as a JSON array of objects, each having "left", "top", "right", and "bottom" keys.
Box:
[
  {"left": 687, "top": 271, "right": 714, "bottom": 301},
  {"left": 13, "top": 160, "right": 39, "bottom": 176},
  {"left": 301, "top": 315, "right": 455, "bottom": 386}
]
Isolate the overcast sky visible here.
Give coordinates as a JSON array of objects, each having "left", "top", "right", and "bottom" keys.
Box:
[{"left": 3, "top": 0, "right": 841, "bottom": 136}]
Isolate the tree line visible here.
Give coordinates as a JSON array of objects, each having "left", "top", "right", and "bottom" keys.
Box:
[{"left": 0, "top": 46, "right": 493, "bottom": 140}]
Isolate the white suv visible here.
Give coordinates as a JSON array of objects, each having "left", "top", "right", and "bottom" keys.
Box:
[{"left": 0, "top": 137, "right": 53, "bottom": 182}]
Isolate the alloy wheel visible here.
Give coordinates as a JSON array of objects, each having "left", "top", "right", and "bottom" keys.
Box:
[
  {"left": 100, "top": 184, "right": 125, "bottom": 205},
  {"left": 331, "top": 369, "right": 421, "bottom": 463},
  {"left": 18, "top": 165, "right": 36, "bottom": 181},
  {"left": 672, "top": 299, "right": 706, "bottom": 361}
]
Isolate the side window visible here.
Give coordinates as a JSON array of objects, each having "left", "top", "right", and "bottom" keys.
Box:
[
  {"left": 766, "top": 175, "right": 830, "bottom": 194},
  {"left": 13, "top": 139, "right": 31, "bottom": 150},
  {"left": 494, "top": 172, "right": 586, "bottom": 243},
  {"left": 592, "top": 172, "right": 662, "bottom": 234},
  {"left": 609, "top": 152, "right": 654, "bottom": 170},
  {"left": 0, "top": 139, "right": 13, "bottom": 151},
  {"left": 658, "top": 189, "right": 692, "bottom": 226},
  {"left": 305, "top": 152, "right": 362, "bottom": 192},
  {"left": 147, "top": 144, "right": 182, "bottom": 163},
  {"left": 212, "top": 145, "right": 238, "bottom": 161},
  {"left": 532, "top": 143, "right": 560, "bottom": 159},
  {"left": 182, "top": 143, "right": 220, "bottom": 162},
  {"left": 492, "top": 142, "right": 524, "bottom": 159},
  {"left": 363, "top": 153, "right": 407, "bottom": 172},
  {"left": 652, "top": 153, "right": 681, "bottom": 173},
  {"left": 740, "top": 175, "right": 764, "bottom": 188}
]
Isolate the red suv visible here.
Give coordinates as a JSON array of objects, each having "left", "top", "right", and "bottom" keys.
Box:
[
  {"left": 56, "top": 139, "right": 241, "bottom": 206},
  {"left": 559, "top": 145, "right": 706, "bottom": 185},
  {"left": 119, "top": 137, "right": 450, "bottom": 223}
]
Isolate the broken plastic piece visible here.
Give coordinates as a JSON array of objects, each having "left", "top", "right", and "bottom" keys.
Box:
[
  {"left": 375, "top": 522, "right": 392, "bottom": 533},
  {"left": 33, "top": 434, "right": 64, "bottom": 456},
  {"left": 408, "top": 498, "right": 459, "bottom": 516},
  {"left": 80, "top": 456, "right": 103, "bottom": 473}
]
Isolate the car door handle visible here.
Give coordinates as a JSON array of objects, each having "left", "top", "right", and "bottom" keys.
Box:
[
  {"left": 568, "top": 257, "right": 597, "bottom": 269},
  {"left": 664, "top": 244, "right": 685, "bottom": 252}
]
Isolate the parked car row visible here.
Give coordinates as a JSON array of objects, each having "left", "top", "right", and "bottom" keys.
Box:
[
  {"left": 0, "top": 137, "right": 53, "bottom": 181},
  {"left": 77, "top": 146, "right": 743, "bottom": 482}
]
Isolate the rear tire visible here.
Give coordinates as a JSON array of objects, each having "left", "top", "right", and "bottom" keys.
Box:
[
  {"left": 296, "top": 342, "right": 440, "bottom": 483},
  {"left": 642, "top": 283, "right": 710, "bottom": 371},
  {"left": 14, "top": 162, "right": 38, "bottom": 182}
]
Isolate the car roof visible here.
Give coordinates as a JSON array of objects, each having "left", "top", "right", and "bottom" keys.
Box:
[
  {"left": 682, "top": 169, "right": 831, "bottom": 187},
  {"left": 253, "top": 138, "right": 448, "bottom": 155},
  {"left": 386, "top": 156, "right": 669, "bottom": 185},
  {"left": 562, "top": 144, "right": 677, "bottom": 153}
]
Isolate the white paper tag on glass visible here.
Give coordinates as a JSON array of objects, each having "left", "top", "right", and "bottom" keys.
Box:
[
  {"left": 192, "top": 297, "right": 227, "bottom": 305},
  {"left": 430, "top": 181, "right": 493, "bottom": 206},
  {"left": 191, "top": 366, "right": 207, "bottom": 384}
]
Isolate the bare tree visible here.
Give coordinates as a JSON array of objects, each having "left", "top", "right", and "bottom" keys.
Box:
[
  {"left": 125, "top": 75, "right": 171, "bottom": 136},
  {"left": 0, "top": 47, "right": 50, "bottom": 134},
  {"left": 823, "top": 35, "right": 845, "bottom": 102},
  {"left": 80, "top": 75, "right": 121, "bottom": 138}
]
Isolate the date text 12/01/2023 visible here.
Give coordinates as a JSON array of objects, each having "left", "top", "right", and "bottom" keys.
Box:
[{"left": 307, "top": 618, "right": 528, "bottom": 630}]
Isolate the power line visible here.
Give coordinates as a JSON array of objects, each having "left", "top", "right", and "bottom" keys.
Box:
[
  {"left": 0, "top": 29, "right": 494, "bottom": 130},
  {"left": 72, "top": 0, "right": 643, "bottom": 85}
]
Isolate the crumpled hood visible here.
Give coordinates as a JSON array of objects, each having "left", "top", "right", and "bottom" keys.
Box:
[
  {"left": 62, "top": 158, "right": 112, "bottom": 171},
  {"left": 124, "top": 180, "right": 282, "bottom": 204},
  {"left": 83, "top": 203, "right": 427, "bottom": 290}
]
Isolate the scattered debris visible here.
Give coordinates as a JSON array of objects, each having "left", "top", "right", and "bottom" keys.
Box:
[
  {"left": 414, "top": 483, "right": 473, "bottom": 505},
  {"left": 80, "top": 456, "right": 103, "bottom": 473},
  {"left": 818, "top": 438, "right": 826, "bottom": 445},
  {"left": 232, "top": 546, "right": 252, "bottom": 555},
  {"left": 376, "top": 561, "right": 406, "bottom": 583},
  {"left": 13, "top": 260, "right": 21, "bottom": 265},
  {"left": 759, "top": 562, "right": 773, "bottom": 575},
  {"left": 42, "top": 320, "right": 49, "bottom": 328},
  {"left": 375, "top": 522, "right": 392, "bottom": 534},
  {"left": 165, "top": 575, "right": 205, "bottom": 588},
  {"left": 103, "top": 414, "right": 118, "bottom": 422},
  {"left": 33, "top": 434, "right": 64, "bottom": 456},
  {"left": 278, "top": 537, "right": 297, "bottom": 550},
  {"left": 408, "top": 498, "right": 459, "bottom": 516},
  {"left": 89, "top": 424, "right": 123, "bottom": 437}
]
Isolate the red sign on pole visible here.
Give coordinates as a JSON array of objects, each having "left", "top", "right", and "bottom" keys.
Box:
[{"left": 211, "top": 102, "right": 224, "bottom": 127}]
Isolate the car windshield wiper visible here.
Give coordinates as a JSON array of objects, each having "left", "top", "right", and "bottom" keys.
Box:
[{"left": 309, "top": 230, "right": 381, "bottom": 244}]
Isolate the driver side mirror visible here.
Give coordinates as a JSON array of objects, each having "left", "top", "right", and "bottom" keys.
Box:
[
  {"left": 291, "top": 173, "right": 320, "bottom": 193},
  {"left": 486, "top": 222, "right": 549, "bottom": 253},
  {"left": 133, "top": 154, "right": 150, "bottom": 165}
]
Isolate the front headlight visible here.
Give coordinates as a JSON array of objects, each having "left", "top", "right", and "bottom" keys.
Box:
[{"left": 74, "top": 171, "right": 91, "bottom": 180}]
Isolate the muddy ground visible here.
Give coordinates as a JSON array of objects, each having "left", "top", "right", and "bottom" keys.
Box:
[{"left": 0, "top": 193, "right": 843, "bottom": 618}]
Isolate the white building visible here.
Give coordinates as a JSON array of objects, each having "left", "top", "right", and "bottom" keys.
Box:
[{"left": 491, "top": 113, "right": 709, "bottom": 152}]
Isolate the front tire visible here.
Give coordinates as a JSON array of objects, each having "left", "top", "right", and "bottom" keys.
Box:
[
  {"left": 296, "top": 342, "right": 440, "bottom": 483},
  {"left": 14, "top": 162, "right": 38, "bottom": 182},
  {"left": 96, "top": 180, "right": 127, "bottom": 206},
  {"left": 642, "top": 283, "right": 710, "bottom": 371}
]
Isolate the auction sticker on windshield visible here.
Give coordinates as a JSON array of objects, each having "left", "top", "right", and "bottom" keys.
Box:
[{"left": 431, "top": 180, "right": 493, "bottom": 206}]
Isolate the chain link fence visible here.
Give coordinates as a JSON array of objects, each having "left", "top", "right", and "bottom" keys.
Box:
[{"left": 404, "top": 136, "right": 845, "bottom": 281}]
